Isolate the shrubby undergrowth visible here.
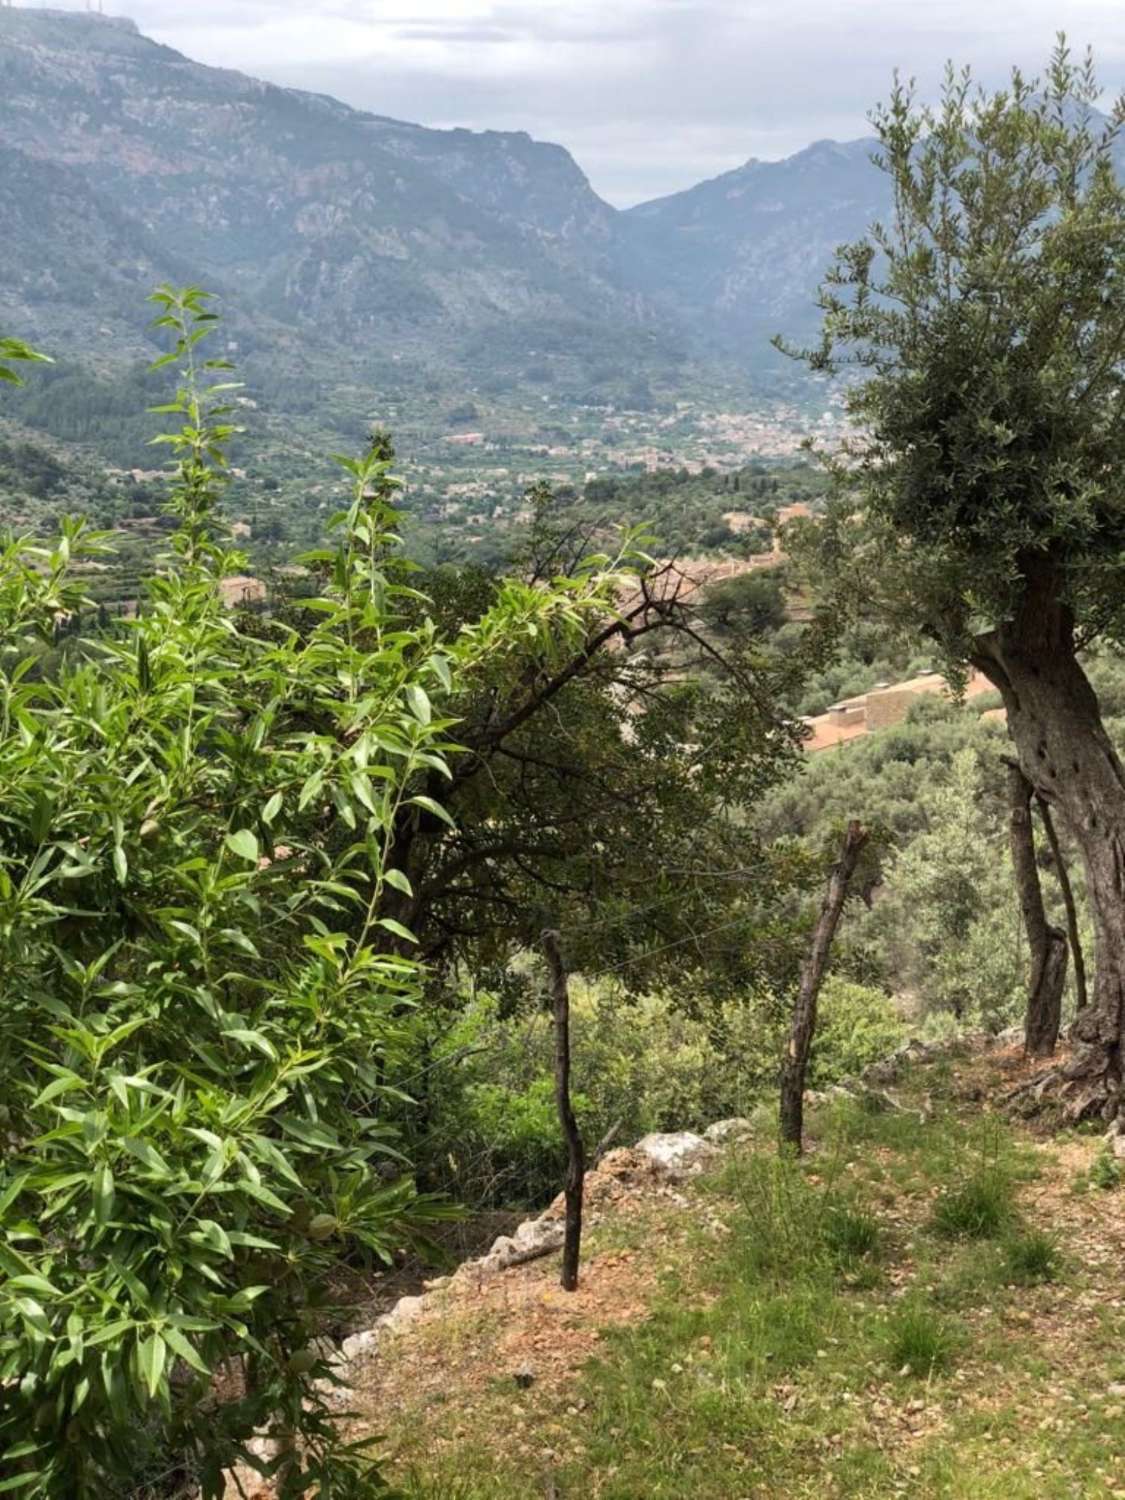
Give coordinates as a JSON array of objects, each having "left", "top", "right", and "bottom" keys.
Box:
[
  {"left": 0, "top": 292, "right": 637, "bottom": 1498},
  {"left": 402, "top": 976, "right": 904, "bottom": 1208}
]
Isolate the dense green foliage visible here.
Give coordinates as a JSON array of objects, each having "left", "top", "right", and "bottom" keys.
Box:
[
  {"left": 786, "top": 47, "right": 1125, "bottom": 661},
  {"left": 396, "top": 977, "right": 903, "bottom": 1208},
  {"left": 0, "top": 291, "right": 638, "bottom": 1498}
]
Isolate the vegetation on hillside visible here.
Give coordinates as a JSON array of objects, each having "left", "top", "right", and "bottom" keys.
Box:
[{"left": 5, "top": 33, "right": 1125, "bottom": 1500}]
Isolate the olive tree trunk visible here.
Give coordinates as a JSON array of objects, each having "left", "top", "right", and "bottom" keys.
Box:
[
  {"left": 1005, "top": 762, "right": 1066, "bottom": 1057},
  {"left": 779, "top": 820, "right": 868, "bottom": 1152},
  {"left": 1036, "top": 794, "right": 1088, "bottom": 1011},
  {"left": 976, "top": 589, "right": 1125, "bottom": 1117}
]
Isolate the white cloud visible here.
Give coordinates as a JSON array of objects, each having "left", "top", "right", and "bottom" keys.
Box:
[{"left": 34, "top": 0, "right": 1125, "bottom": 203}]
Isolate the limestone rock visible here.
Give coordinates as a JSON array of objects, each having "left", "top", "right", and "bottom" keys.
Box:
[
  {"left": 634, "top": 1131, "right": 715, "bottom": 1176},
  {"left": 379, "top": 1294, "right": 426, "bottom": 1337},
  {"left": 704, "top": 1117, "right": 756, "bottom": 1145},
  {"left": 339, "top": 1327, "right": 380, "bottom": 1367}
]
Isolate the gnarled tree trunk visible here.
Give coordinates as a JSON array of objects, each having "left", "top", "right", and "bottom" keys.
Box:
[
  {"left": 1036, "top": 794, "right": 1088, "bottom": 1011},
  {"left": 1006, "top": 762, "right": 1067, "bottom": 1057},
  {"left": 975, "top": 577, "right": 1125, "bottom": 1118}
]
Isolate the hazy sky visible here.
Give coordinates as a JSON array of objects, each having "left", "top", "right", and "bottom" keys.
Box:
[{"left": 42, "top": 1, "right": 1125, "bottom": 204}]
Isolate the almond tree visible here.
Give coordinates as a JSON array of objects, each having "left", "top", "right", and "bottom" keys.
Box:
[
  {"left": 784, "top": 44, "right": 1125, "bottom": 1117},
  {"left": 0, "top": 290, "right": 635, "bottom": 1499}
]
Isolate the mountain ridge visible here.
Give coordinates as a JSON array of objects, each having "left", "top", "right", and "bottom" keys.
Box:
[{"left": 0, "top": 5, "right": 896, "bottom": 466}]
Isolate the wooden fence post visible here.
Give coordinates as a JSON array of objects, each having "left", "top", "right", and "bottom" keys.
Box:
[
  {"left": 542, "top": 929, "right": 585, "bottom": 1291},
  {"left": 779, "top": 820, "right": 868, "bottom": 1153}
]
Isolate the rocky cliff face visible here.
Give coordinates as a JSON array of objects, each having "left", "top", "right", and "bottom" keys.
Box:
[
  {"left": 0, "top": 7, "right": 676, "bottom": 383},
  {"left": 19, "top": 7, "right": 1058, "bottom": 412}
]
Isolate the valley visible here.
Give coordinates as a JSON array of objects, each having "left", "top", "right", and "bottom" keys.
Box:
[{"left": 3, "top": 15, "right": 1125, "bottom": 1500}]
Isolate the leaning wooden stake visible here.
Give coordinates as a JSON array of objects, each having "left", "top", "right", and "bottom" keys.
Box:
[
  {"left": 779, "top": 820, "right": 869, "bottom": 1153},
  {"left": 542, "top": 929, "right": 585, "bottom": 1291}
]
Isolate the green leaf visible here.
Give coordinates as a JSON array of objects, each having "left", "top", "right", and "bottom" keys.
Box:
[
  {"left": 222, "top": 1028, "right": 278, "bottom": 1061},
  {"left": 83, "top": 1318, "right": 135, "bottom": 1348},
  {"left": 405, "top": 684, "right": 432, "bottom": 725},
  {"left": 262, "top": 792, "right": 284, "bottom": 825},
  {"left": 225, "top": 829, "right": 260, "bottom": 864},
  {"left": 384, "top": 868, "right": 413, "bottom": 897},
  {"left": 0, "top": 1173, "right": 30, "bottom": 1216},
  {"left": 32, "top": 1071, "right": 85, "bottom": 1107},
  {"left": 0, "top": 1474, "right": 43, "bottom": 1494},
  {"left": 93, "top": 1163, "right": 115, "bottom": 1225},
  {"left": 121, "top": 1138, "right": 172, "bottom": 1176},
  {"left": 409, "top": 795, "right": 456, "bottom": 829},
  {"left": 376, "top": 917, "right": 417, "bottom": 945},
  {"left": 429, "top": 654, "right": 452, "bottom": 692},
  {"left": 138, "top": 1332, "right": 166, "bottom": 1399},
  {"left": 7, "top": 1274, "right": 61, "bottom": 1298},
  {"left": 161, "top": 1324, "right": 210, "bottom": 1376}
]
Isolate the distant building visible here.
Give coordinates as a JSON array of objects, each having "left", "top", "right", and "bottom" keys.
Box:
[
  {"left": 218, "top": 575, "right": 267, "bottom": 609},
  {"left": 803, "top": 670, "right": 996, "bottom": 752}
]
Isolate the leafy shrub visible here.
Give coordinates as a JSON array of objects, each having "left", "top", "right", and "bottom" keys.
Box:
[
  {"left": 1090, "top": 1148, "right": 1121, "bottom": 1190},
  {"left": 809, "top": 978, "right": 905, "bottom": 1084},
  {"left": 0, "top": 292, "right": 631, "bottom": 1498},
  {"left": 452, "top": 1077, "right": 593, "bottom": 1206},
  {"left": 822, "top": 1204, "right": 880, "bottom": 1265},
  {"left": 405, "top": 974, "right": 907, "bottom": 1211},
  {"left": 406, "top": 988, "right": 785, "bottom": 1208}
]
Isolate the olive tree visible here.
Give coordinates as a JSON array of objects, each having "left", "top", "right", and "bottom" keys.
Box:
[{"left": 784, "top": 45, "right": 1125, "bottom": 1116}]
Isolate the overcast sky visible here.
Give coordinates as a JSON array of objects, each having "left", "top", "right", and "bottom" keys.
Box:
[{"left": 45, "top": 1, "right": 1125, "bottom": 204}]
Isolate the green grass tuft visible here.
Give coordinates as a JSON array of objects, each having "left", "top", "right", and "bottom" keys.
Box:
[
  {"left": 1090, "top": 1147, "right": 1121, "bottom": 1190},
  {"left": 931, "top": 1169, "right": 1014, "bottom": 1239},
  {"left": 886, "top": 1299, "right": 957, "bottom": 1377},
  {"left": 822, "top": 1204, "right": 880, "bottom": 1265},
  {"left": 1001, "top": 1229, "right": 1061, "bottom": 1285}
]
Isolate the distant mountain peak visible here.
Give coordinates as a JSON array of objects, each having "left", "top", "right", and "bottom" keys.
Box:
[{"left": 4, "top": 7, "right": 139, "bottom": 35}]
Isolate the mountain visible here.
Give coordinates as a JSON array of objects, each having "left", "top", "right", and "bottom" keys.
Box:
[
  {"left": 0, "top": 5, "right": 903, "bottom": 467},
  {"left": 0, "top": 7, "right": 687, "bottom": 418},
  {"left": 626, "top": 138, "right": 888, "bottom": 361}
]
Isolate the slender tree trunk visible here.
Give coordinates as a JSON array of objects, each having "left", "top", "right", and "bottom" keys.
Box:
[
  {"left": 975, "top": 584, "right": 1125, "bottom": 1118},
  {"left": 779, "top": 820, "right": 868, "bottom": 1152},
  {"left": 542, "top": 929, "right": 585, "bottom": 1291},
  {"left": 1035, "top": 793, "right": 1088, "bottom": 1011},
  {"left": 1006, "top": 762, "right": 1067, "bottom": 1057}
]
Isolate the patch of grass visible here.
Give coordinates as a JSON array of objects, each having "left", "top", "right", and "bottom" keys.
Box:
[
  {"left": 386, "top": 1099, "right": 1082, "bottom": 1499},
  {"left": 1090, "top": 1147, "right": 1121, "bottom": 1190},
  {"left": 926, "top": 1240, "right": 1006, "bottom": 1309},
  {"left": 718, "top": 1150, "right": 830, "bottom": 1279},
  {"left": 931, "top": 1169, "right": 1015, "bottom": 1239},
  {"left": 1001, "top": 1229, "right": 1061, "bottom": 1285},
  {"left": 822, "top": 1203, "right": 880, "bottom": 1265},
  {"left": 400, "top": 1478, "right": 489, "bottom": 1500},
  {"left": 886, "top": 1298, "right": 957, "bottom": 1377}
]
